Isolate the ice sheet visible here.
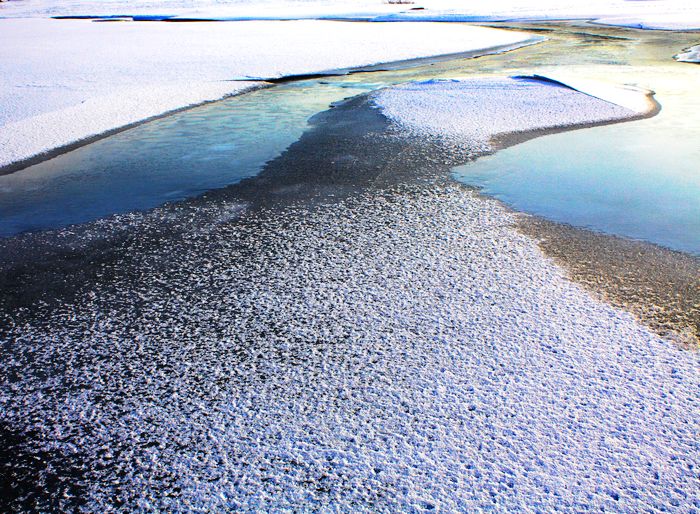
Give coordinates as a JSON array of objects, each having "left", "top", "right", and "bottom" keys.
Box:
[{"left": 2, "top": 0, "right": 699, "bottom": 29}]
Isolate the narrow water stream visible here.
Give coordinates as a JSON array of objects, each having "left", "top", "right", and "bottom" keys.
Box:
[{"left": 0, "top": 22, "right": 698, "bottom": 254}]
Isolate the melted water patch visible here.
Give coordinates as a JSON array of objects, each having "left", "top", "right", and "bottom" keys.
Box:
[{"left": 453, "top": 117, "right": 700, "bottom": 255}]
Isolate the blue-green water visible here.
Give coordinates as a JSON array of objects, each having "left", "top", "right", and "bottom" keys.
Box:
[
  {"left": 1, "top": 25, "right": 699, "bottom": 256},
  {"left": 453, "top": 113, "right": 700, "bottom": 255}
]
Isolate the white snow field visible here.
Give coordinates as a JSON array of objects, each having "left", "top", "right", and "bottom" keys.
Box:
[
  {"left": 0, "top": 18, "right": 535, "bottom": 169},
  {"left": 373, "top": 76, "right": 654, "bottom": 155}
]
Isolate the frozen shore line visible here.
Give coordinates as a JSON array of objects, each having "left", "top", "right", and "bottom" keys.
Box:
[
  {"left": 2, "top": 188, "right": 697, "bottom": 511},
  {"left": 1, "top": 77, "right": 697, "bottom": 511},
  {"left": 372, "top": 76, "right": 700, "bottom": 345},
  {"left": 0, "top": 18, "right": 536, "bottom": 172}
]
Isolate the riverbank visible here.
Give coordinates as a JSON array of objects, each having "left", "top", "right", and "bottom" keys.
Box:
[{"left": 371, "top": 75, "right": 699, "bottom": 346}]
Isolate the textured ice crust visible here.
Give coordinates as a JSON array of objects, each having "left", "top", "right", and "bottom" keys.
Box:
[
  {"left": 1, "top": 187, "right": 698, "bottom": 511},
  {"left": 372, "top": 77, "right": 649, "bottom": 153},
  {"left": 0, "top": 18, "right": 533, "bottom": 169}
]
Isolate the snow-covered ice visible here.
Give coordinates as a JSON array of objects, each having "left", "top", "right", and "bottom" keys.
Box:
[
  {"left": 0, "top": 0, "right": 404, "bottom": 19},
  {"left": 372, "top": 76, "right": 653, "bottom": 155},
  {"left": 0, "top": 18, "right": 535, "bottom": 169},
  {"left": 520, "top": 74, "right": 657, "bottom": 113},
  {"left": 375, "top": 3, "right": 700, "bottom": 31},
  {"left": 589, "top": 14, "right": 700, "bottom": 31},
  {"left": 1, "top": 184, "right": 698, "bottom": 511},
  {"left": 1, "top": 0, "right": 697, "bottom": 170},
  {"left": 0, "top": 2, "right": 698, "bottom": 510},
  {"left": 0, "top": 76, "right": 696, "bottom": 510}
]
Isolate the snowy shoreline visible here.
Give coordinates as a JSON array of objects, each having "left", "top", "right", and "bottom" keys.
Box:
[
  {"left": 372, "top": 75, "right": 657, "bottom": 157},
  {"left": 1, "top": 5, "right": 699, "bottom": 510},
  {"left": 2, "top": 0, "right": 698, "bottom": 174}
]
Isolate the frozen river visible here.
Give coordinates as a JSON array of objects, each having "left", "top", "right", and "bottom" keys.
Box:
[
  {"left": 0, "top": 23, "right": 699, "bottom": 255},
  {"left": 1, "top": 22, "right": 699, "bottom": 512}
]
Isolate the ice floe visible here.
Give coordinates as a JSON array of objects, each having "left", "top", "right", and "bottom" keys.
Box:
[{"left": 372, "top": 76, "right": 654, "bottom": 154}]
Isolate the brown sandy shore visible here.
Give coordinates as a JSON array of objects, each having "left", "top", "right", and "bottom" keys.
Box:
[{"left": 517, "top": 216, "right": 700, "bottom": 348}]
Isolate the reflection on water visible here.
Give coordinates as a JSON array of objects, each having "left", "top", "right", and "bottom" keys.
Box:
[
  {"left": 449, "top": 26, "right": 700, "bottom": 255},
  {"left": 453, "top": 123, "right": 700, "bottom": 254},
  {"left": 0, "top": 22, "right": 698, "bottom": 254}
]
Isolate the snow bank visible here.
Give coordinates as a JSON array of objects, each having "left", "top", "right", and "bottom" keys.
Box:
[
  {"left": 0, "top": 18, "right": 534, "bottom": 170},
  {"left": 519, "top": 74, "right": 657, "bottom": 113},
  {"left": 373, "top": 76, "right": 653, "bottom": 153},
  {"left": 675, "top": 44, "right": 700, "bottom": 63}
]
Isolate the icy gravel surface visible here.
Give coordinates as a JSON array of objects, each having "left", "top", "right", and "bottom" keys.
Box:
[
  {"left": 0, "top": 74, "right": 696, "bottom": 512},
  {"left": 0, "top": 18, "right": 533, "bottom": 169},
  {"left": 1, "top": 184, "right": 698, "bottom": 511},
  {"left": 372, "top": 77, "right": 647, "bottom": 154}
]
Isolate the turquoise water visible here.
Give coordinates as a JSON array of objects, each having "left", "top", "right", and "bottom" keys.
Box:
[{"left": 453, "top": 114, "right": 700, "bottom": 255}]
